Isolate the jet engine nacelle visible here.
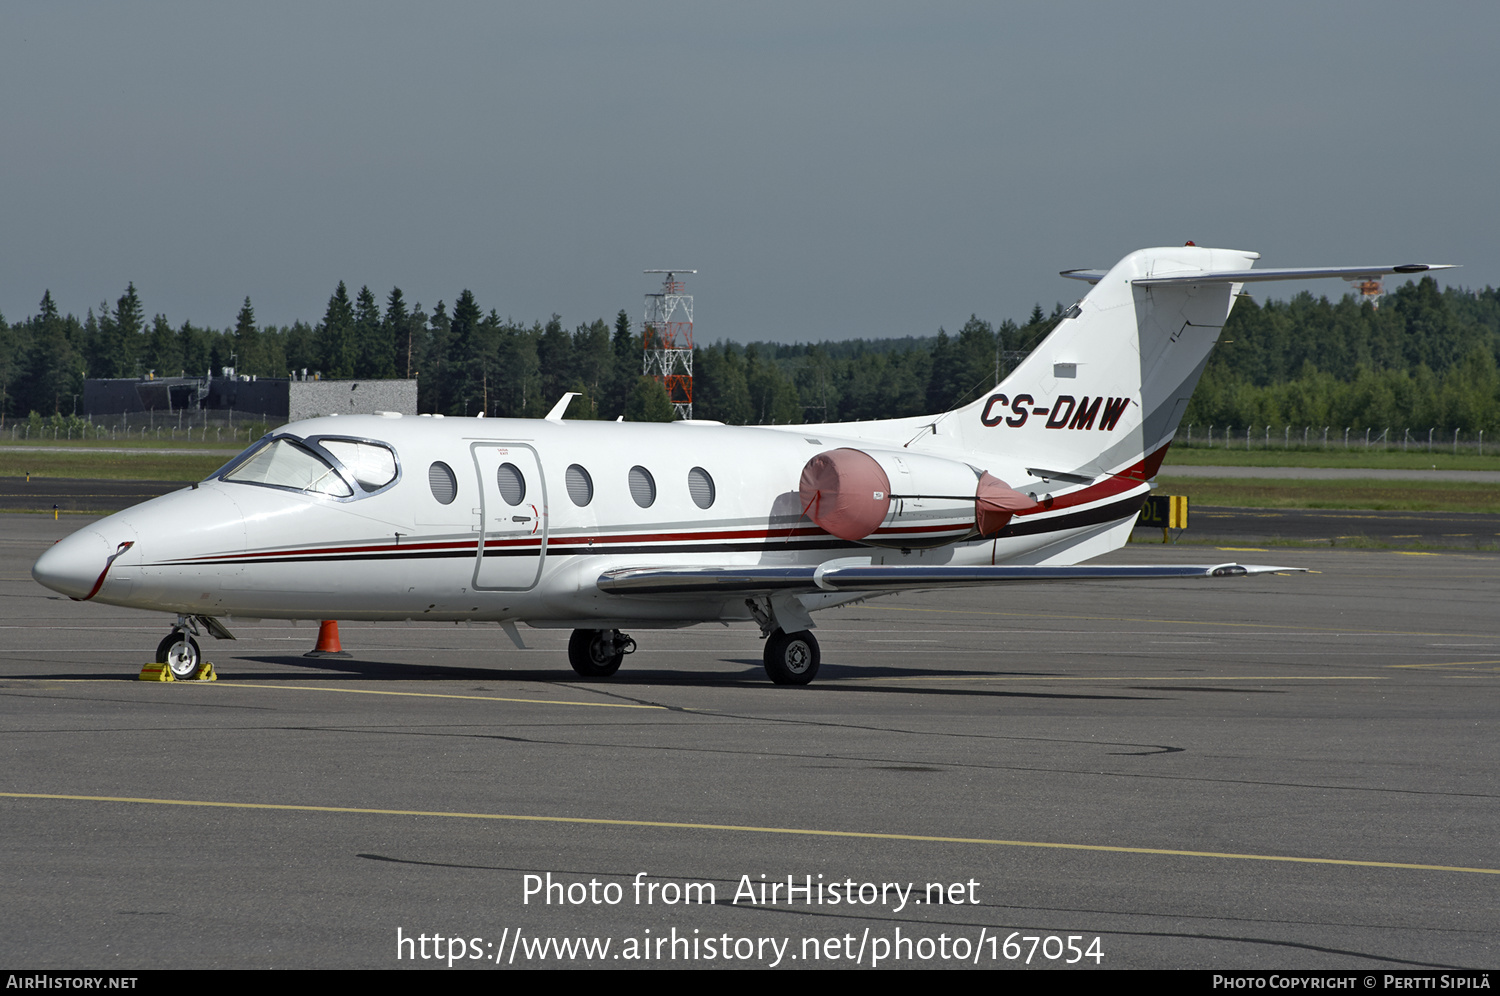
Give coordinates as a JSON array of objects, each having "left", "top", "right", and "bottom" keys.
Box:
[{"left": 799, "top": 447, "right": 1036, "bottom": 548}]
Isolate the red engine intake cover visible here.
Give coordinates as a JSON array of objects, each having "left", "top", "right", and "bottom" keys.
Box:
[{"left": 799, "top": 448, "right": 892, "bottom": 541}]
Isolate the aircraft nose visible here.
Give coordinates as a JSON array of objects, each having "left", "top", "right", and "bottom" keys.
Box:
[{"left": 32, "top": 529, "right": 116, "bottom": 600}]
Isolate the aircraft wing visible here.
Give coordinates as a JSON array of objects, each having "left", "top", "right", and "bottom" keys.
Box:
[{"left": 596, "top": 562, "right": 1303, "bottom": 597}]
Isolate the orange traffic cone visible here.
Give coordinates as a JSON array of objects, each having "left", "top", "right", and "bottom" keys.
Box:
[{"left": 304, "top": 619, "right": 352, "bottom": 658}]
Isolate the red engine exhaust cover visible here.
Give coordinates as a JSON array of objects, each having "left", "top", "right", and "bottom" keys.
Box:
[{"left": 975, "top": 471, "right": 1037, "bottom": 535}]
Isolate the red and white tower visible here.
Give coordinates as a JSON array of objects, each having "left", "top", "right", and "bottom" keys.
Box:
[
  {"left": 643, "top": 269, "right": 695, "bottom": 420},
  {"left": 1352, "top": 277, "right": 1385, "bottom": 307}
]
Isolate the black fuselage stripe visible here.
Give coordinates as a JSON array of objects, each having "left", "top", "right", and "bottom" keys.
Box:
[
  {"left": 996, "top": 492, "right": 1147, "bottom": 537},
  {"left": 163, "top": 538, "right": 864, "bottom": 566}
]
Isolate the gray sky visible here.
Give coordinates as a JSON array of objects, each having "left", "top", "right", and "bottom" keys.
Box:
[{"left": 3, "top": 1, "right": 1494, "bottom": 342}]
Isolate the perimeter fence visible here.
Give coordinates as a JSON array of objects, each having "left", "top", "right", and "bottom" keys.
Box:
[
  {"left": 0, "top": 411, "right": 286, "bottom": 447},
  {"left": 1179, "top": 424, "right": 1493, "bottom": 456}
]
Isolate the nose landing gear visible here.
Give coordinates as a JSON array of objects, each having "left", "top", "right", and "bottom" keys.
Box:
[
  {"left": 156, "top": 631, "right": 202, "bottom": 679},
  {"left": 154, "top": 614, "right": 234, "bottom": 680}
]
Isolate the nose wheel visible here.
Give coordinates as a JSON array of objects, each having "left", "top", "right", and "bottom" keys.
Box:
[
  {"left": 568, "top": 629, "right": 635, "bottom": 678},
  {"left": 763, "top": 629, "right": 820, "bottom": 685},
  {"left": 156, "top": 632, "right": 202, "bottom": 680}
]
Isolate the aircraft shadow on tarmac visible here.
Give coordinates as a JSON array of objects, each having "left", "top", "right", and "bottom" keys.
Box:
[{"left": 177, "top": 654, "right": 1170, "bottom": 701}]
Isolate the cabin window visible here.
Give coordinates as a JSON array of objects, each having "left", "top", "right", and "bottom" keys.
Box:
[
  {"left": 628, "top": 466, "right": 656, "bottom": 508},
  {"left": 428, "top": 462, "right": 457, "bottom": 505},
  {"left": 688, "top": 467, "right": 715, "bottom": 509},
  {"left": 221, "top": 437, "right": 353, "bottom": 497},
  {"left": 319, "top": 438, "right": 397, "bottom": 491},
  {"left": 566, "top": 464, "right": 593, "bottom": 506},
  {"left": 496, "top": 463, "right": 526, "bottom": 505}
]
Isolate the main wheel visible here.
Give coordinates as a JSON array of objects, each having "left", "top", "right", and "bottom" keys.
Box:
[
  {"left": 156, "top": 632, "right": 202, "bottom": 680},
  {"left": 568, "top": 629, "right": 624, "bottom": 678},
  {"left": 763, "top": 629, "right": 820, "bottom": 685}
]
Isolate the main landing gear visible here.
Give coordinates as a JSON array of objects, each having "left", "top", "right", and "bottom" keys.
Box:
[
  {"left": 567, "top": 629, "right": 637, "bottom": 678},
  {"left": 763, "top": 629, "right": 820, "bottom": 686},
  {"left": 563, "top": 617, "right": 820, "bottom": 686},
  {"left": 744, "top": 595, "right": 821, "bottom": 685}
]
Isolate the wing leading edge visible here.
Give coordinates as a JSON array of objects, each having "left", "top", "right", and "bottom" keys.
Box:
[{"left": 597, "top": 562, "right": 1303, "bottom": 597}]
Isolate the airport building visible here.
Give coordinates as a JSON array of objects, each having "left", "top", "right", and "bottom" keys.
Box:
[{"left": 82, "top": 373, "right": 418, "bottom": 423}]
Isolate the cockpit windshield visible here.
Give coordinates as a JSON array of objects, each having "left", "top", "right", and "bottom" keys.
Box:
[
  {"left": 220, "top": 437, "right": 354, "bottom": 497},
  {"left": 319, "top": 439, "right": 397, "bottom": 491},
  {"left": 214, "top": 433, "right": 401, "bottom": 499}
]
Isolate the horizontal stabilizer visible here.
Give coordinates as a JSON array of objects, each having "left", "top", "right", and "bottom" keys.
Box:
[
  {"left": 1134, "top": 264, "right": 1456, "bottom": 287},
  {"left": 1061, "top": 263, "right": 1455, "bottom": 287},
  {"left": 598, "top": 563, "right": 1304, "bottom": 597}
]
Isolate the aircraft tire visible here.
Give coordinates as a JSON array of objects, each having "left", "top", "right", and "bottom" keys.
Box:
[
  {"left": 568, "top": 629, "right": 624, "bottom": 678},
  {"left": 764, "top": 629, "right": 820, "bottom": 685},
  {"left": 156, "top": 632, "right": 202, "bottom": 680}
]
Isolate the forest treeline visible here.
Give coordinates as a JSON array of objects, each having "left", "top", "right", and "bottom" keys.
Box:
[{"left": 2, "top": 277, "right": 1498, "bottom": 432}]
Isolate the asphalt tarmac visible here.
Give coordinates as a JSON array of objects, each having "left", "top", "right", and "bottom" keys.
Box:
[
  {"left": 1134, "top": 506, "right": 1500, "bottom": 550},
  {"left": 3, "top": 513, "right": 1497, "bottom": 971},
  {"left": 0, "top": 478, "right": 189, "bottom": 513}
]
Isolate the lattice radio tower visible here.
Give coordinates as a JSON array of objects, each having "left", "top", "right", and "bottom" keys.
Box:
[
  {"left": 1351, "top": 276, "right": 1386, "bottom": 308},
  {"left": 643, "top": 269, "right": 696, "bottom": 420}
]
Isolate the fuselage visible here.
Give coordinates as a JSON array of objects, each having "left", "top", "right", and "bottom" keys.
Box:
[{"left": 31, "top": 412, "right": 1151, "bottom": 627}]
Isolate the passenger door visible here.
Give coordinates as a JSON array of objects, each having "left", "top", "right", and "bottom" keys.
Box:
[{"left": 471, "top": 441, "right": 547, "bottom": 591}]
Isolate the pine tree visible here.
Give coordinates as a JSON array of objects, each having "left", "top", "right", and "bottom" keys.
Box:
[
  {"left": 231, "top": 297, "right": 260, "bottom": 376},
  {"left": 177, "top": 320, "right": 213, "bottom": 379},
  {"left": 144, "top": 315, "right": 181, "bottom": 377},
  {"left": 353, "top": 285, "right": 392, "bottom": 377},
  {"left": 112, "top": 283, "right": 145, "bottom": 378},
  {"left": 572, "top": 319, "right": 613, "bottom": 418},
  {"left": 537, "top": 314, "right": 575, "bottom": 406},
  {"left": 626, "top": 376, "right": 675, "bottom": 422},
  {"left": 384, "top": 288, "right": 415, "bottom": 378},
  {"left": 23, "top": 296, "right": 80, "bottom": 415},
  {"left": 609, "top": 309, "right": 637, "bottom": 415},
  {"left": 925, "top": 328, "right": 959, "bottom": 411},
  {"left": 419, "top": 301, "right": 450, "bottom": 412},
  {"left": 447, "top": 290, "right": 486, "bottom": 415},
  {"left": 317, "top": 282, "right": 356, "bottom": 379}
]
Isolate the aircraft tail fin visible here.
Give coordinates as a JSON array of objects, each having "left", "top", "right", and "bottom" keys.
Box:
[{"left": 938, "top": 248, "right": 1454, "bottom": 484}]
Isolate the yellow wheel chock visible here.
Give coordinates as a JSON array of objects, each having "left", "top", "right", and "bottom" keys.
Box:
[{"left": 139, "top": 661, "right": 216, "bottom": 681}]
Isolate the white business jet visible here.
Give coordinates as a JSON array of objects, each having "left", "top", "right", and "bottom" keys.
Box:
[{"left": 32, "top": 246, "right": 1452, "bottom": 684}]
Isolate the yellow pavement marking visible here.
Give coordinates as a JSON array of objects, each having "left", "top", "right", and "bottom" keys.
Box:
[
  {"left": 85, "top": 680, "right": 665, "bottom": 710},
  {"left": 1387, "top": 660, "right": 1500, "bottom": 670},
  {"left": 209, "top": 682, "right": 665, "bottom": 710},
  {"left": 861, "top": 675, "right": 1384, "bottom": 684},
  {"left": 4, "top": 791, "right": 1495, "bottom": 877},
  {"left": 1397, "top": 551, "right": 1440, "bottom": 556},
  {"left": 1215, "top": 547, "right": 1268, "bottom": 552}
]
